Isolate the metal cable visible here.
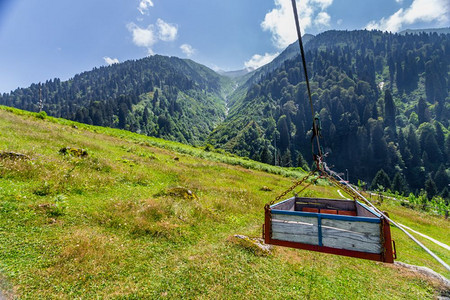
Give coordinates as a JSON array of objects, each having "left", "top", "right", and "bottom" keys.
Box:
[
  {"left": 324, "top": 163, "right": 450, "bottom": 272},
  {"left": 291, "top": 0, "right": 322, "bottom": 158}
]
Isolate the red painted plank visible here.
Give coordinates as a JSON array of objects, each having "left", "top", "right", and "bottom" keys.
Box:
[
  {"left": 338, "top": 210, "right": 357, "bottom": 216},
  {"left": 264, "top": 205, "right": 271, "bottom": 245},
  {"left": 302, "top": 207, "right": 319, "bottom": 213},
  {"left": 267, "top": 237, "right": 384, "bottom": 262},
  {"left": 382, "top": 217, "right": 395, "bottom": 263},
  {"left": 320, "top": 209, "right": 337, "bottom": 214}
]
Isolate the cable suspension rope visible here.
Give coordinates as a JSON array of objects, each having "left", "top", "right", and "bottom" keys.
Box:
[
  {"left": 290, "top": 0, "right": 323, "bottom": 163},
  {"left": 324, "top": 163, "right": 450, "bottom": 272}
]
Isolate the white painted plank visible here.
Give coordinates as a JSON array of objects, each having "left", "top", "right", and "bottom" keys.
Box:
[
  {"left": 321, "top": 219, "right": 380, "bottom": 236},
  {"left": 322, "top": 227, "right": 381, "bottom": 253},
  {"left": 271, "top": 214, "right": 318, "bottom": 225},
  {"left": 272, "top": 222, "right": 318, "bottom": 235},
  {"left": 322, "top": 227, "right": 381, "bottom": 243},
  {"left": 272, "top": 221, "right": 319, "bottom": 245},
  {"left": 272, "top": 232, "right": 319, "bottom": 245}
]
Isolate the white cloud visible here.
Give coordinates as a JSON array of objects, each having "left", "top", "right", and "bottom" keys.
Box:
[
  {"left": 156, "top": 18, "right": 178, "bottom": 41},
  {"left": 337, "top": 18, "right": 343, "bottom": 25},
  {"left": 311, "top": 0, "right": 333, "bottom": 10},
  {"left": 138, "top": 0, "right": 154, "bottom": 15},
  {"left": 395, "top": 0, "right": 403, "bottom": 3},
  {"left": 366, "top": 9, "right": 404, "bottom": 32},
  {"left": 210, "top": 64, "right": 222, "bottom": 72},
  {"left": 315, "top": 12, "right": 330, "bottom": 27},
  {"left": 127, "top": 22, "right": 157, "bottom": 53},
  {"left": 103, "top": 57, "right": 119, "bottom": 65},
  {"left": 366, "top": 0, "right": 449, "bottom": 32},
  {"left": 180, "top": 44, "right": 195, "bottom": 57},
  {"left": 127, "top": 19, "right": 179, "bottom": 54},
  {"left": 244, "top": 52, "right": 279, "bottom": 70},
  {"left": 261, "top": 0, "right": 333, "bottom": 49}
]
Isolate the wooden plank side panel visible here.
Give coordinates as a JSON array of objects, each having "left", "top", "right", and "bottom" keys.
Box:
[
  {"left": 271, "top": 213, "right": 318, "bottom": 225},
  {"left": 295, "top": 197, "right": 356, "bottom": 211},
  {"left": 321, "top": 219, "right": 380, "bottom": 235},
  {"left": 272, "top": 222, "right": 318, "bottom": 235},
  {"left": 271, "top": 197, "right": 296, "bottom": 211},
  {"left": 355, "top": 201, "right": 379, "bottom": 218},
  {"left": 271, "top": 220, "right": 319, "bottom": 245},
  {"left": 267, "top": 239, "right": 384, "bottom": 262},
  {"left": 272, "top": 232, "right": 319, "bottom": 245},
  {"left": 322, "top": 227, "right": 381, "bottom": 254}
]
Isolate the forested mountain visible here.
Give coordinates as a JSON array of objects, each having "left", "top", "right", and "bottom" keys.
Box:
[
  {"left": 1, "top": 30, "right": 449, "bottom": 199},
  {"left": 209, "top": 30, "right": 450, "bottom": 198},
  {"left": 0, "top": 55, "right": 231, "bottom": 144}
]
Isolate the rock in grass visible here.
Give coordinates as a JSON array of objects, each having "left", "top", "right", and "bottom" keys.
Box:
[
  {"left": 165, "top": 187, "right": 198, "bottom": 200},
  {"left": 260, "top": 186, "right": 272, "bottom": 191},
  {"left": 59, "top": 147, "right": 88, "bottom": 157},
  {"left": 229, "top": 234, "right": 273, "bottom": 256},
  {"left": 394, "top": 262, "right": 450, "bottom": 289},
  {"left": 0, "top": 151, "right": 30, "bottom": 160}
]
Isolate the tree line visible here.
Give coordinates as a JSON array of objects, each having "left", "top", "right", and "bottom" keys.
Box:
[{"left": 210, "top": 30, "right": 449, "bottom": 201}]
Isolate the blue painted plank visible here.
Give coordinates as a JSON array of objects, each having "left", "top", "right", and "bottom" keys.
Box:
[
  {"left": 271, "top": 209, "right": 381, "bottom": 223},
  {"left": 318, "top": 215, "right": 323, "bottom": 246}
]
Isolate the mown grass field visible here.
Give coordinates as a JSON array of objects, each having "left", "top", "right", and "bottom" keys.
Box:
[{"left": 0, "top": 106, "right": 448, "bottom": 299}]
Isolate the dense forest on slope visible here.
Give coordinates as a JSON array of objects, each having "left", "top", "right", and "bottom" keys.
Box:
[
  {"left": 0, "top": 30, "right": 449, "bottom": 199},
  {"left": 210, "top": 30, "right": 450, "bottom": 198},
  {"left": 0, "top": 55, "right": 231, "bottom": 144}
]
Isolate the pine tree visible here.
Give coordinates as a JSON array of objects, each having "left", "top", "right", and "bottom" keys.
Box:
[
  {"left": 277, "top": 115, "right": 290, "bottom": 152},
  {"left": 441, "top": 187, "right": 449, "bottom": 200},
  {"left": 260, "top": 145, "right": 272, "bottom": 165},
  {"left": 391, "top": 172, "right": 409, "bottom": 195},
  {"left": 152, "top": 89, "right": 159, "bottom": 107},
  {"left": 417, "top": 97, "right": 430, "bottom": 125},
  {"left": 424, "top": 177, "right": 438, "bottom": 200},
  {"left": 297, "top": 152, "right": 310, "bottom": 171},
  {"left": 281, "top": 149, "right": 292, "bottom": 167},
  {"left": 384, "top": 89, "right": 396, "bottom": 128},
  {"left": 118, "top": 102, "right": 128, "bottom": 129},
  {"left": 371, "top": 169, "right": 391, "bottom": 191},
  {"left": 142, "top": 106, "right": 149, "bottom": 125},
  {"left": 434, "top": 164, "right": 449, "bottom": 192}
]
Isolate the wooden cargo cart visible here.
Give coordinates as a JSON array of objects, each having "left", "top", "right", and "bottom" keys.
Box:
[{"left": 263, "top": 196, "right": 395, "bottom": 262}]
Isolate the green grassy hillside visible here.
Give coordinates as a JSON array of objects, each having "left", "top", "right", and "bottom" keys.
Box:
[{"left": 0, "top": 107, "right": 448, "bottom": 299}]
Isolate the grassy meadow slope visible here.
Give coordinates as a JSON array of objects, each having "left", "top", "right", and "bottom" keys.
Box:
[{"left": 0, "top": 107, "right": 448, "bottom": 299}]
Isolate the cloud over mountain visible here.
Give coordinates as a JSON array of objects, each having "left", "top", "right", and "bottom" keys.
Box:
[
  {"left": 103, "top": 57, "right": 119, "bottom": 65},
  {"left": 366, "top": 0, "right": 449, "bottom": 32},
  {"left": 261, "top": 0, "right": 333, "bottom": 49},
  {"left": 244, "top": 52, "right": 279, "bottom": 70},
  {"left": 180, "top": 44, "right": 195, "bottom": 57},
  {"left": 157, "top": 19, "right": 178, "bottom": 42},
  {"left": 127, "top": 18, "right": 178, "bottom": 54}
]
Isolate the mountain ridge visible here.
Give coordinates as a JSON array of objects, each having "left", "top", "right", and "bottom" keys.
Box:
[{"left": 0, "top": 29, "right": 449, "bottom": 199}]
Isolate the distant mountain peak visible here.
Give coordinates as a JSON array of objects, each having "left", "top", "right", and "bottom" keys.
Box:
[{"left": 216, "top": 69, "right": 251, "bottom": 78}]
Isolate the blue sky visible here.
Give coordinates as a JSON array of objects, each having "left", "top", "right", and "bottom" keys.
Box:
[{"left": 0, "top": 0, "right": 449, "bottom": 93}]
